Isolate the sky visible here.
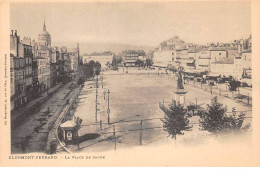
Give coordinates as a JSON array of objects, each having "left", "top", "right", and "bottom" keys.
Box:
[{"left": 10, "top": 1, "right": 251, "bottom": 47}]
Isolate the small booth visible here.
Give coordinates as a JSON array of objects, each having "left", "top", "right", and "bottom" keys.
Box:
[{"left": 60, "top": 116, "right": 82, "bottom": 145}]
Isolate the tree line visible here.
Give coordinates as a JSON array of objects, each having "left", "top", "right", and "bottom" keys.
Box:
[{"left": 78, "top": 60, "right": 101, "bottom": 86}]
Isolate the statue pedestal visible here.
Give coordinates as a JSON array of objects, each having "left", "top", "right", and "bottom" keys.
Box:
[{"left": 173, "top": 89, "right": 187, "bottom": 106}]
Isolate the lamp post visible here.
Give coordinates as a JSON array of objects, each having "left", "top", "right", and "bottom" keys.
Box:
[
  {"left": 107, "top": 89, "right": 110, "bottom": 125},
  {"left": 103, "top": 90, "right": 106, "bottom": 100},
  {"left": 95, "top": 73, "right": 98, "bottom": 123},
  {"left": 101, "top": 73, "right": 104, "bottom": 88}
]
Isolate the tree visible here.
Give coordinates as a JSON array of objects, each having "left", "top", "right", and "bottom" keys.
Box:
[
  {"left": 200, "top": 96, "right": 250, "bottom": 135},
  {"left": 135, "top": 59, "right": 144, "bottom": 67},
  {"left": 94, "top": 61, "right": 101, "bottom": 76},
  {"left": 88, "top": 60, "right": 95, "bottom": 68},
  {"left": 112, "top": 56, "right": 117, "bottom": 67},
  {"left": 229, "top": 79, "right": 240, "bottom": 92},
  {"left": 77, "top": 77, "right": 85, "bottom": 86},
  {"left": 82, "top": 60, "right": 101, "bottom": 78},
  {"left": 82, "top": 62, "right": 93, "bottom": 79},
  {"left": 146, "top": 58, "right": 153, "bottom": 67},
  {"left": 162, "top": 101, "right": 192, "bottom": 140}
]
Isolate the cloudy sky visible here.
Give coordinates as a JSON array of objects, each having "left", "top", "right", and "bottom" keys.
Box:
[{"left": 11, "top": 1, "right": 251, "bottom": 47}]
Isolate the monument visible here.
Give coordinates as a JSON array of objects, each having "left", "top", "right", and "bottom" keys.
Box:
[{"left": 173, "top": 69, "right": 188, "bottom": 105}]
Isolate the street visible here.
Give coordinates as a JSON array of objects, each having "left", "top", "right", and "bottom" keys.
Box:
[{"left": 11, "top": 79, "right": 79, "bottom": 153}]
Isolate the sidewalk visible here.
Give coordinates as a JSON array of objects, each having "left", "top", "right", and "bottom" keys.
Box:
[
  {"left": 11, "top": 83, "right": 63, "bottom": 130},
  {"left": 56, "top": 77, "right": 114, "bottom": 153},
  {"left": 184, "top": 79, "right": 252, "bottom": 106}
]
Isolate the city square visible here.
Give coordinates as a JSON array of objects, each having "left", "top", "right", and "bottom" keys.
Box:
[
  {"left": 8, "top": 2, "right": 253, "bottom": 155},
  {"left": 55, "top": 67, "right": 252, "bottom": 153}
]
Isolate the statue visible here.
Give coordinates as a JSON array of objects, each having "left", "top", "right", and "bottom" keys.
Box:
[{"left": 177, "top": 69, "right": 184, "bottom": 89}]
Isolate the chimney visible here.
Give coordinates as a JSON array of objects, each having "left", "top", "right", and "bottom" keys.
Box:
[
  {"left": 15, "top": 30, "right": 17, "bottom": 36},
  {"left": 11, "top": 30, "right": 13, "bottom": 35}
]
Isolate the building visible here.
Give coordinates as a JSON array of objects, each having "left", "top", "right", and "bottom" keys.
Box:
[
  {"left": 10, "top": 30, "right": 19, "bottom": 56},
  {"left": 10, "top": 54, "right": 15, "bottom": 111},
  {"left": 241, "top": 50, "right": 252, "bottom": 70},
  {"left": 23, "top": 44, "right": 33, "bottom": 102},
  {"left": 172, "top": 49, "right": 196, "bottom": 71},
  {"left": 13, "top": 56, "right": 26, "bottom": 108},
  {"left": 50, "top": 47, "right": 60, "bottom": 86},
  {"left": 210, "top": 60, "right": 235, "bottom": 78},
  {"left": 195, "top": 50, "right": 211, "bottom": 72},
  {"left": 63, "top": 52, "right": 71, "bottom": 73},
  {"left": 209, "top": 48, "right": 228, "bottom": 63},
  {"left": 122, "top": 50, "right": 146, "bottom": 66},
  {"left": 241, "top": 50, "right": 252, "bottom": 79},
  {"left": 31, "top": 20, "right": 52, "bottom": 89},
  {"left": 10, "top": 30, "right": 27, "bottom": 109},
  {"left": 153, "top": 36, "right": 186, "bottom": 68},
  {"left": 153, "top": 49, "right": 174, "bottom": 68},
  {"left": 68, "top": 47, "right": 80, "bottom": 71},
  {"left": 32, "top": 59, "right": 39, "bottom": 98},
  {"left": 34, "top": 56, "right": 48, "bottom": 92},
  {"left": 82, "top": 51, "right": 114, "bottom": 68}
]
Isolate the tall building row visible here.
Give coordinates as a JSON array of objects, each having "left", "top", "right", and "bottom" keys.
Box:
[{"left": 10, "top": 21, "right": 80, "bottom": 111}]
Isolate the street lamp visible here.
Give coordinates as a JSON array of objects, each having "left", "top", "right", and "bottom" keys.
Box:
[
  {"left": 101, "top": 73, "right": 104, "bottom": 88},
  {"left": 95, "top": 73, "right": 98, "bottom": 123},
  {"left": 107, "top": 89, "right": 110, "bottom": 125}
]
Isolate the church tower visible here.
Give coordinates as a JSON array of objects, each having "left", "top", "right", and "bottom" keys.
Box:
[{"left": 38, "top": 19, "right": 51, "bottom": 47}]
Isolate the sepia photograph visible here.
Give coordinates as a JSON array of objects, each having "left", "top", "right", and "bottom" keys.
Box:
[{"left": 1, "top": 0, "right": 260, "bottom": 167}]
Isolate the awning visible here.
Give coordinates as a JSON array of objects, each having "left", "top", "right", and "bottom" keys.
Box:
[{"left": 60, "top": 120, "right": 77, "bottom": 128}]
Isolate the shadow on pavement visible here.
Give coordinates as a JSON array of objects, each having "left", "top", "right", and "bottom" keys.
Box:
[{"left": 79, "top": 133, "right": 100, "bottom": 143}]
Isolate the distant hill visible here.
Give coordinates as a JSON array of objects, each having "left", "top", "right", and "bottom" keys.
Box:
[{"left": 52, "top": 42, "right": 155, "bottom": 55}]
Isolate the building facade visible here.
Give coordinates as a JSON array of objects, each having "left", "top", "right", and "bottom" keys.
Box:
[
  {"left": 23, "top": 44, "right": 33, "bottom": 102},
  {"left": 13, "top": 57, "right": 26, "bottom": 108},
  {"left": 195, "top": 50, "right": 211, "bottom": 72},
  {"left": 10, "top": 30, "right": 27, "bottom": 110},
  {"left": 10, "top": 55, "right": 15, "bottom": 111},
  {"left": 153, "top": 36, "right": 186, "bottom": 68},
  {"left": 35, "top": 57, "right": 48, "bottom": 92},
  {"left": 82, "top": 51, "right": 113, "bottom": 68},
  {"left": 122, "top": 50, "right": 146, "bottom": 66}
]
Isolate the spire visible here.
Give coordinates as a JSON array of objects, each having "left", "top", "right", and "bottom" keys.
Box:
[{"left": 43, "top": 19, "right": 46, "bottom": 31}]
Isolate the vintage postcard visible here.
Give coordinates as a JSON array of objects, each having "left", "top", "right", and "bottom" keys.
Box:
[{"left": 0, "top": 0, "right": 260, "bottom": 167}]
